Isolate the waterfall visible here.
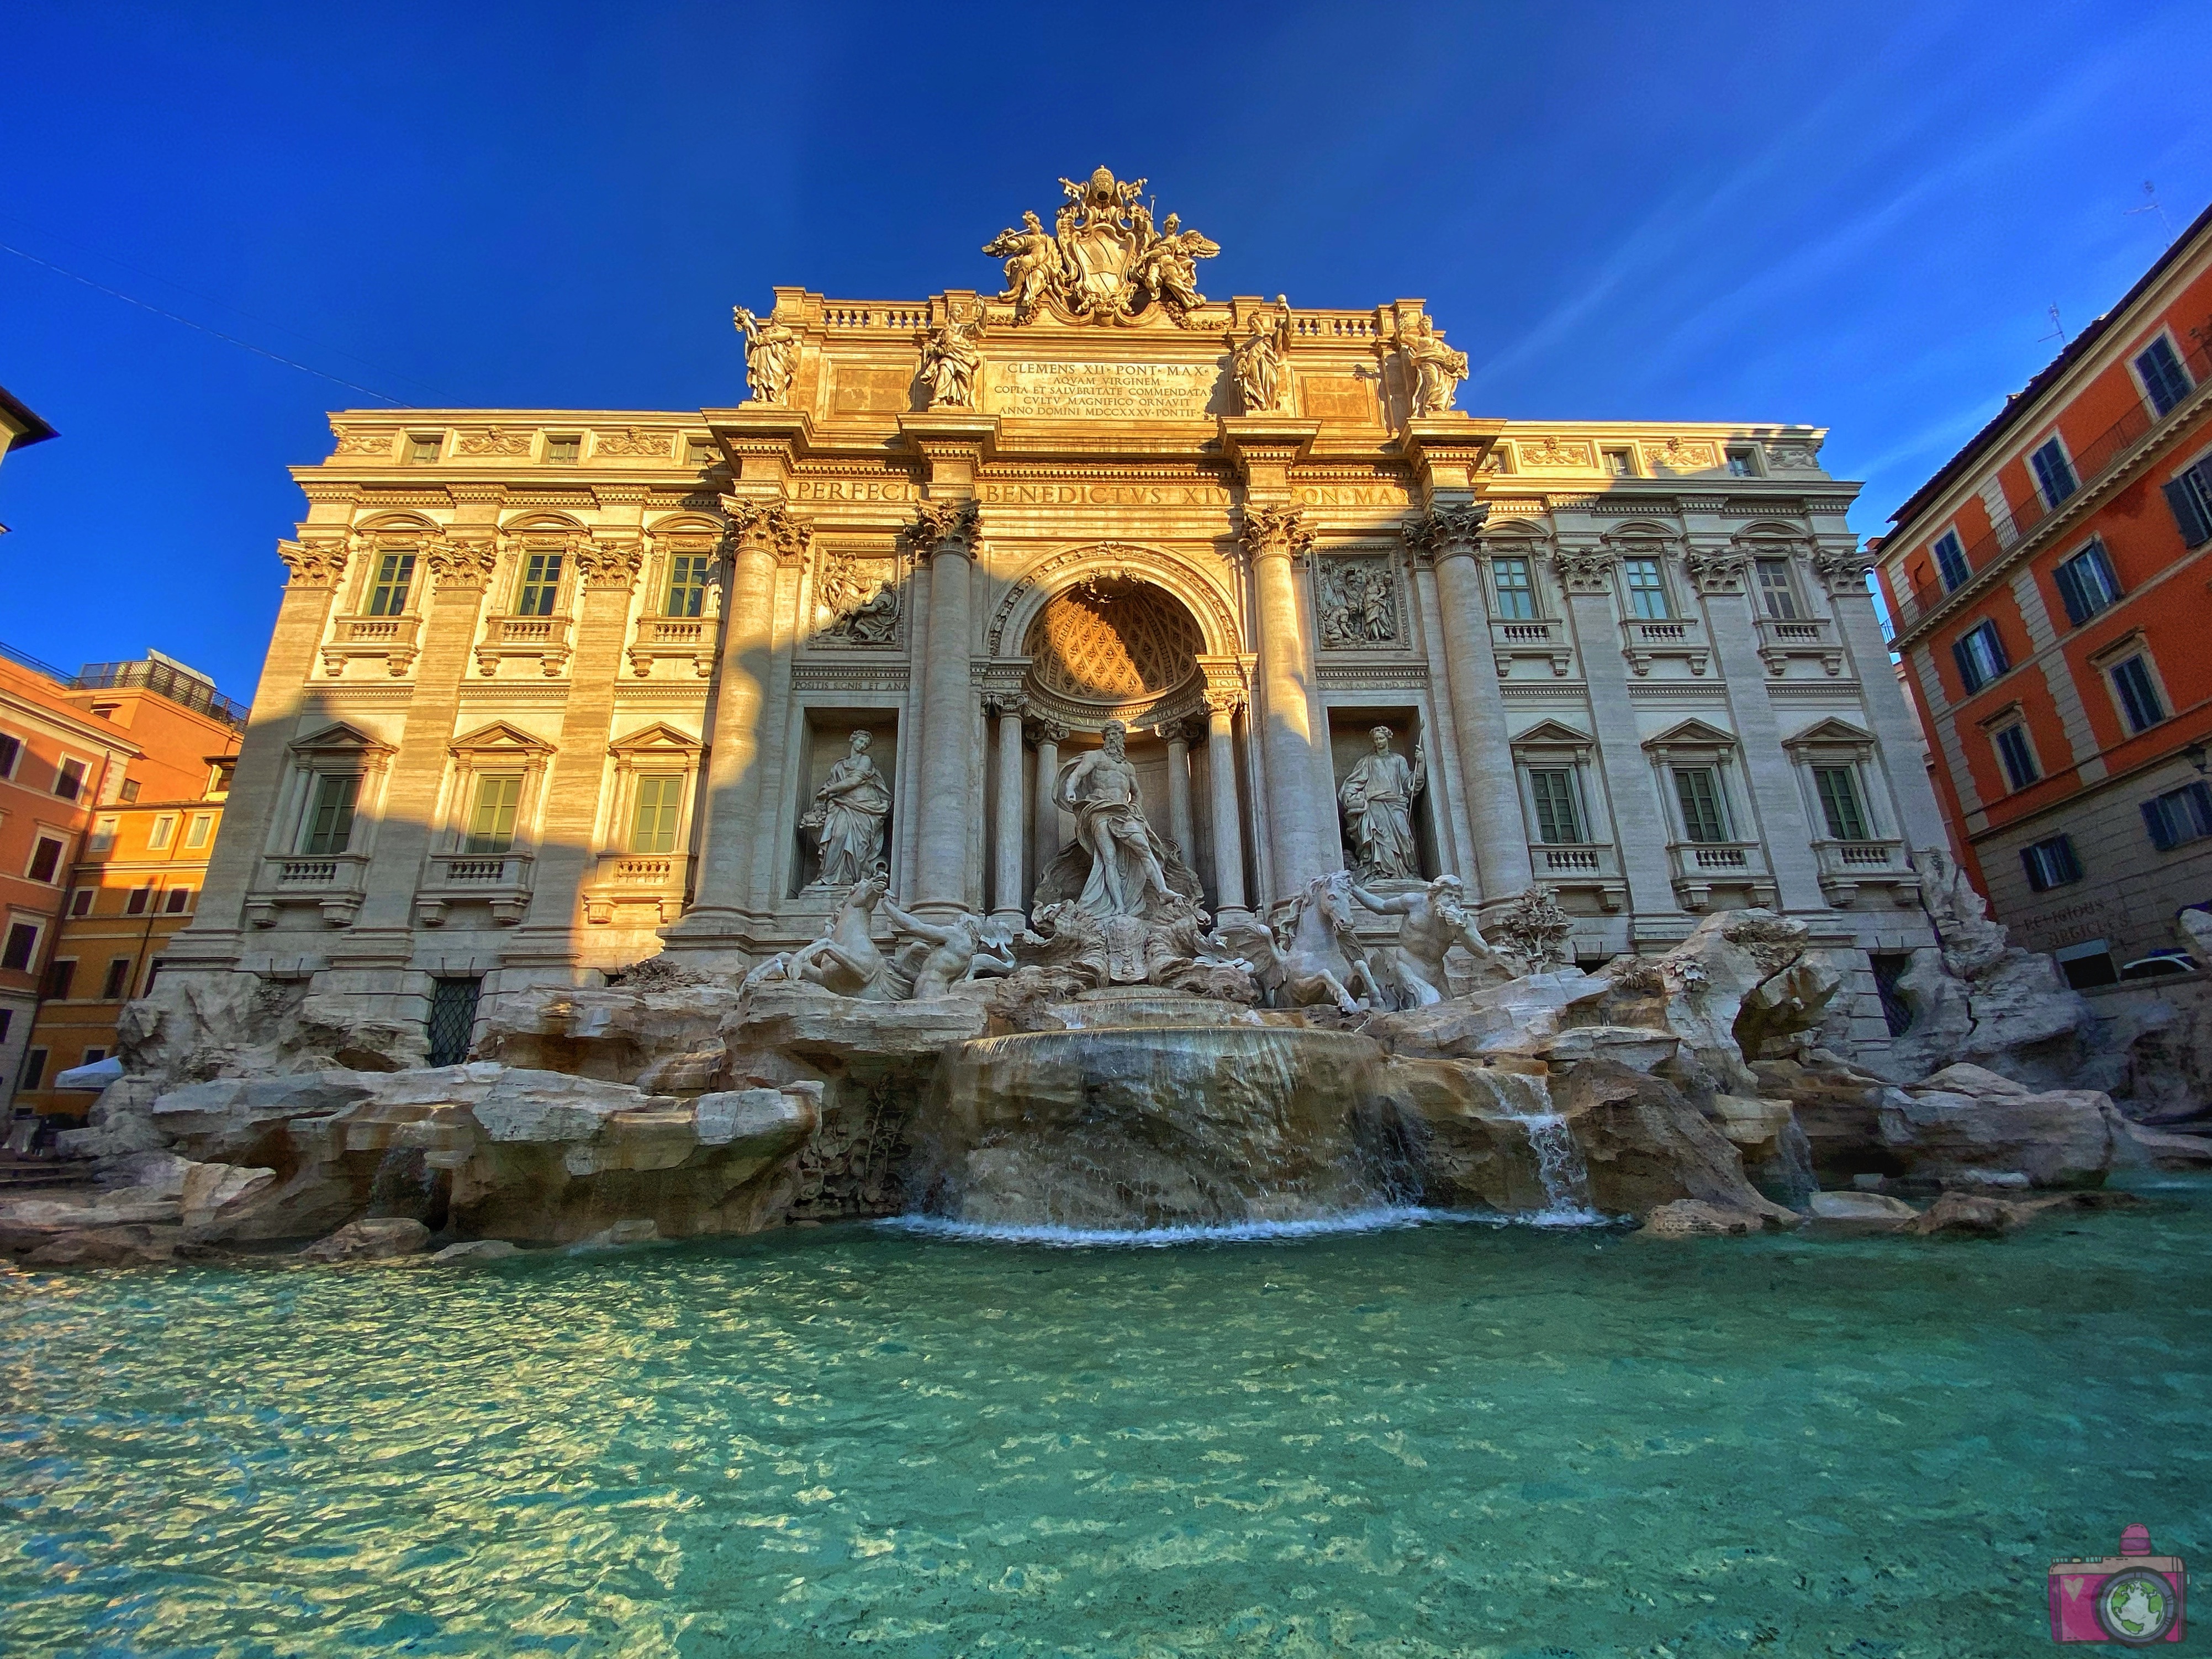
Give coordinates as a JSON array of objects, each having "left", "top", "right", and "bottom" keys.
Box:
[{"left": 1513, "top": 1113, "right": 1594, "bottom": 1221}]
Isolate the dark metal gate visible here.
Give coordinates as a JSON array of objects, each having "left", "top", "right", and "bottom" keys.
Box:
[{"left": 426, "top": 976, "right": 482, "bottom": 1067}]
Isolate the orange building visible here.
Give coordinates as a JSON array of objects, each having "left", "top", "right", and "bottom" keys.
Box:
[
  {"left": 1877, "top": 200, "right": 2212, "bottom": 985},
  {"left": 1, "top": 649, "right": 242, "bottom": 1117}
]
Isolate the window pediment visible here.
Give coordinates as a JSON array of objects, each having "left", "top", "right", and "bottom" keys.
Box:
[
  {"left": 289, "top": 721, "right": 398, "bottom": 762},
  {"left": 608, "top": 722, "right": 705, "bottom": 760},
  {"left": 1782, "top": 716, "right": 1876, "bottom": 750},
  {"left": 1643, "top": 718, "right": 1738, "bottom": 754},
  {"left": 1508, "top": 718, "right": 1596, "bottom": 755},
  {"left": 448, "top": 720, "right": 557, "bottom": 759}
]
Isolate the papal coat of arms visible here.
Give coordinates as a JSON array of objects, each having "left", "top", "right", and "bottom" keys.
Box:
[{"left": 983, "top": 166, "right": 1220, "bottom": 327}]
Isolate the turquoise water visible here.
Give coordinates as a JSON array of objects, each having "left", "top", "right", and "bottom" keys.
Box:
[{"left": 3, "top": 1181, "right": 2208, "bottom": 1658}]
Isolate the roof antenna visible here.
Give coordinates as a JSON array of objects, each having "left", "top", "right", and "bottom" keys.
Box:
[
  {"left": 2039, "top": 303, "right": 2068, "bottom": 348},
  {"left": 2127, "top": 179, "right": 2175, "bottom": 245}
]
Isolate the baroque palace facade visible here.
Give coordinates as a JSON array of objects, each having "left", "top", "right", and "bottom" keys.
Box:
[{"left": 163, "top": 168, "right": 1948, "bottom": 1064}]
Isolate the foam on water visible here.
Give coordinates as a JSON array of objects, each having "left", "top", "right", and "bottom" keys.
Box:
[{"left": 879, "top": 1203, "right": 1611, "bottom": 1248}]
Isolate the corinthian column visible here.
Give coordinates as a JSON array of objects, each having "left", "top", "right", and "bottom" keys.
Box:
[
  {"left": 1158, "top": 719, "right": 1196, "bottom": 858},
  {"left": 1241, "top": 505, "right": 1329, "bottom": 899},
  {"left": 1031, "top": 716, "right": 1068, "bottom": 887},
  {"left": 912, "top": 498, "right": 980, "bottom": 918},
  {"left": 986, "top": 691, "right": 1028, "bottom": 927},
  {"left": 666, "top": 498, "right": 806, "bottom": 949},
  {"left": 1405, "top": 504, "right": 1532, "bottom": 901},
  {"left": 1203, "top": 690, "right": 1248, "bottom": 921}
]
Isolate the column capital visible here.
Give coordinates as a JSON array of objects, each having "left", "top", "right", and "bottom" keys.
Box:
[
  {"left": 1027, "top": 715, "right": 1069, "bottom": 746},
  {"left": 1237, "top": 504, "right": 1312, "bottom": 565},
  {"left": 1152, "top": 717, "right": 1197, "bottom": 747},
  {"left": 1550, "top": 542, "right": 1619, "bottom": 596},
  {"left": 983, "top": 689, "right": 1028, "bottom": 719},
  {"left": 1682, "top": 541, "right": 1754, "bottom": 597},
  {"left": 276, "top": 537, "right": 349, "bottom": 589},
  {"left": 1812, "top": 541, "right": 1876, "bottom": 596},
  {"left": 575, "top": 538, "right": 645, "bottom": 590},
  {"left": 910, "top": 497, "right": 981, "bottom": 561},
  {"left": 423, "top": 535, "right": 500, "bottom": 590},
  {"left": 721, "top": 496, "right": 811, "bottom": 568},
  {"left": 1401, "top": 503, "right": 1491, "bottom": 564}
]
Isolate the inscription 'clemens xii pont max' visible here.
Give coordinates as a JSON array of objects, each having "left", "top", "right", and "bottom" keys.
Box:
[{"left": 985, "top": 360, "right": 1219, "bottom": 420}]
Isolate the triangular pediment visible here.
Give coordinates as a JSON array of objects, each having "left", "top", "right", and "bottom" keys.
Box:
[
  {"left": 608, "top": 721, "right": 704, "bottom": 757},
  {"left": 1643, "top": 717, "right": 1738, "bottom": 751},
  {"left": 1781, "top": 717, "right": 1876, "bottom": 749},
  {"left": 448, "top": 720, "right": 556, "bottom": 757},
  {"left": 1509, "top": 718, "right": 1595, "bottom": 748},
  {"left": 289, "top": 720, "right": 396, "bottom": 758}
]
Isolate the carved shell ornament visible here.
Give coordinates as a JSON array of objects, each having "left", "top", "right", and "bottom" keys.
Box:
[{"left": 982, "top": 166, "right": 1220, "bottom": 327}]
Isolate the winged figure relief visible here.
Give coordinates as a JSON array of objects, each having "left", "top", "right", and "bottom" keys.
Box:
[{"left": 982, "top": 210, "right": 1062, "bottom": 324}]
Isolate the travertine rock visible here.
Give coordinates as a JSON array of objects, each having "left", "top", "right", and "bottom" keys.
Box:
[
  {"left": 24, "top": 1225, "right": 183, "bottom": 1267},
  {"left": 1805, "top": 1190, "right": 1919, "bottom": 1232},
  {"left": 178, "top": 1161, "right": 277, "bottom": 1230},
  {"left": 1550, "top": 1059, "right": 1796, "bottom": 1225},
  {"left": 1881, "top": 1063, "right": 2121, "bottom": 1188},
  {"left": 1635, "top": 1200, "right": 1776, "bottom": 1238},
  {"left": 302, "top": 1217, "right": 431, "bottom": 1261},
  {"left": 431, "top": 1239, "right": 521, "bottom": 1264}
]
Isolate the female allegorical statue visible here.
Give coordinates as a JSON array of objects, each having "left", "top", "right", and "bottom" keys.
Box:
[
  {"left": 806, "top": 730, "right": 890, "bottom": 886},
  {"left": 1338, "top": 726, "right": 1426, "bottom": 880}
]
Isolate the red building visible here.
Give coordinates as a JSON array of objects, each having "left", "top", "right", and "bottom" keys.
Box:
[{"left": 1877, "top": 202, "right": 2212, "bottom": 985}]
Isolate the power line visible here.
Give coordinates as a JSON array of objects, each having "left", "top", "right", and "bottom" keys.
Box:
[{"left": 0, "top": 239, "right": 409, "bottom": 405}]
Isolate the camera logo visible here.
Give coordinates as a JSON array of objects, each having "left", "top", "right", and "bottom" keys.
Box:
[{"left": 2049, "top": 1524, "right": 2185, "bottom": 1645}]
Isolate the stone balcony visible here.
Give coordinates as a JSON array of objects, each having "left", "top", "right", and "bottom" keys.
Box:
[
  {"left": 1619, "top": 615, "right": 1710, "bottom": 677},
  {"left": 1754, "top": 615, "right": 1844, "bottom": 677},
  {"left": 415, "top": 852, "right": 535, "bottom": 927},
  {"left": 1666, "top": 839, "right": 1776, "bottom": 910},
  {"left": 626, "top": 616, "right": 717, "bottom": 679},
  {"left": 474, "top": 615, "right": 572, "bottom": 678},
  {"left": 1811, "top": 837, "right": 1915, "bottom": 907},
  {"left": 248, "top": 852, "right": 372, "bottom": 928},
  {"left": 583, "top": 852, "right": 691, "bottom": 925},
  {"left": 1528, "top": 841, "right": 1627, "bottom": 911},
  {"left": 320, "top": 614, "right": 421, "bottom": 678},
  {"left": 1490, "top": 616, "right": 1574, "bottom": 677}
]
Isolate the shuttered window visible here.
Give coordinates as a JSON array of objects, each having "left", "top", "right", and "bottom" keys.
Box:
[
  {"left": 2052, "top": 539, "right": 2121, "bottom": 626},
  {"left": 2135, "top": 337, "right": 2193, "bottom": 416},
  {"left": 302, "top": 775, "right": 359, "bottom": 855},
  {"left": 2165, "top": 458, "right": 2212, "bottom": 548},
  {"left": 2142, "top": 781, "right": 2212, "bottom": 852},
  {"left": 631, "top": 776, "right": 683, "bottom": 854},
  {"left": 1932, "top": 531, "right": 1971, "bottom": 591},
  {"left": 1812, "top": 766, "right": 1867, "bottom": 840},
  {"left": 464, "top": 775, "right": 522, "bottom": 854},
  {"left": 2110, "top": 655, "right": 2166, "bottom": 734},
  {"left": 2020, "top": 836, "right": 2083, "bottom": 892},
  {"left": 1527, "top": 769, "right": 1583, "bottom": 844},
  {"left": 1951, "top": 621, "right": 2009, "bottom": 693},
  {"left": 1993, "top": 724, "right": 2040, "bottom": 792},
  {"left": 2030, "top": 438, "right": 2079, "bottom": 508},
  {"left": 1672, "top": 767, "right": 1728, "bottom": 843}
]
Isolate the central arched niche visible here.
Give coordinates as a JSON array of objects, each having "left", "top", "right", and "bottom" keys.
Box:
[{"left": 1023, "top": 576, "right": 1202, "bottom": 716}]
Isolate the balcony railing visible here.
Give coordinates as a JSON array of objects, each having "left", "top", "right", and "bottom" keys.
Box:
[
  {"left": 250, "top": 851, "right": 371, "bottom": 927},
  {"left": 73, "top": 657, "right": 249, "bottom": 728},
  {"left": 1619, "top": 615, "right": 1710, "bottom": 676},
  {"left": 1666, "top": 840, "right": 1775, "bottom": 910},
  {"left": 1489, "top": 616, "right": 1574, "bottom": 676},
  {"left": 1811, "top": 837, "right": 1915, "bottom": 906},
  {"left": 475, "top": 615, "right": 573, "bottom": 678},
  {"left": 321, "top": 614, "right": 423, "bottom": 679},
  {"left": 1891, "top": 331, "right": 2212, "bottom": 633},
  {"left": 417, "top": 851, "right": 535, "bottom": 926},
  {"left": 627, "top": 615, "right": 717, "bottom": 679},
  {"left": 1753, "top": 614, "right": 1844, "bottom": 677},
  {"left": 584, "top": 850, "right": 691, "bottom": 924},
  {"left": 1529, "top": 841, "right": 1626, "bottom": 910}
]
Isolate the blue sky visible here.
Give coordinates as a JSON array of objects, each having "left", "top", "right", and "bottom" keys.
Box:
[{"left": 3, "top": 1, "right": 2207, "bottom": 698}]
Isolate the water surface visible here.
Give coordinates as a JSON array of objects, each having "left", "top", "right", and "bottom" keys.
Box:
[{"left": 4, "top": 1180, "right": 2208, "bottom": 1657}]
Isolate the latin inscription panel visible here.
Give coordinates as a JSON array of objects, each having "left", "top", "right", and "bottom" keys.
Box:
[{"left": 984, "top": 360, "right": 1222, "bottom": 421}]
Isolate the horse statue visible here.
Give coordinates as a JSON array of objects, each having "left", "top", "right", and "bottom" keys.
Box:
[
  {"left": 1221, "top": 873, "right": 1384, "bottom": 1014},
  {"left": 779, "top": 873, "right": 896, "bottom": 1000}
]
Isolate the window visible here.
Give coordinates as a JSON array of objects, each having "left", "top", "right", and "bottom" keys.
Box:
[
  {"left": 0, "top": 732, "right": 18, "bottom": 776},
  {"left": 1622, "top": 558, "right": 1669, "bottom": 619},
  {"left": 102, "top": 958, "right": 131, "bottom": 1000},
  {"left": 2166, "top": 458, "right": 2212, "bottom": 548},
  {"left": 1992, "top": 723, "right": 2040, "bottom": 792},
  {"left": 1754, "top": 558, "right": 1800, "bottom": 620},
  {"left": 148, "top": 815, "right": 176, "bottom": 851},
  {"left": 89, "top": 815, "right": 119, "bottom": 853},
  {"left": 663, "top": 554, "right": 711, "bottom": 619},
  {"left": 1951, "top": 620, "right": 2009, "bottom": 693},
  {"left": 68, "top": 887, "right": 93, "bottom": 918},
  {"left": 685, "top": 436, "right": 718, "bottom": 466},
  {"left": 3, "top": 921, "right": 39, "bottom": 971},
  {"left": 1527, "top": 769, "right": 1585, "bottom": 844},
  {"left": 366, "top": 552, "right": 415, "bottom": 617},
  {"left": 1869, "top": 952, "right": 1914, "bottom": 1037},
  {"left": 1491, "top": 556, "right": 1537, "bottom": 620},
  {"left": 41, "top": 958, "right": 75, "bottom": 1000},
  {"left": 80, "top": 1047, "right": 107, "bottom": 1068},
  {"left": 209, "top": 758, "right": 235, "bottom": 799},
  {"left": 1932, "top": 530, "right": 1971, "bottom": 592},
  {"left": 21, "top": 1049, "right": 46, "bottom": 1090},
  {"left": 515, "top": 552, "right": 563, "bottom": 616},
  {"left": 631, "top": 775, "right": 683, "bottom": 854},
  {"left": 2136, "top": 337, "right": 2193, "bottom": 417},
  {"left": 0, "top": 1011, "right": 9, "bottom": 1044},
  {"left": 464, "top": 774, "right": 522, "bottom": 854},
  {"left": 125, "top": 886, "right": 152, "bottom": 916},
  {"left": 427, "top": 976, "right": 483, "bottom": 1068},
  {"left": 1672, "top": 767, "right": 1729, "bottom": 842},
  {"left": 543, "top": 434, "right": 581, "bottom": 464},
  {"left": 1812, "top": 766, "right": 1868, "bottom": 840},
  {"left": 2110, "top": 653, "right": 2166, "bottom": 733},
  {"left": 91, "top": 702, "right": 119, "bottom": 720},
  {"left": 1602, "top": 447, "right": 1636, "bottom": 478},
  {"left": 302, "top": 774, "right": 360, "bottom": 855},
  {"left": 2142, "top": 780, "right": 2212, "bottom": 851},
  {"left": 142, "top": 957, "right": 163, "bottom": 997},
  {"left": 163, "top": 887, "right": 192, "bottom": 914},
  {"left": 408, "top": 433, "right": 441, "bottom": 463},
  {"left": 54, "top": 757, "right": 87, "bottom": 801},
  {"left": 2055, "top": 941, "right": 2118, "bottom": 990},
  {"left": 27, "top": 837, "right": 64, "bottom": 884},
  {"left": 2020, "top": 836, "right": 2083, "bottom": 893},
  {"left": 2052, "top": 540, "right": 2121, "bottom": 626},
  {"left": 184, "top": 813, "right": 214, "bottom": 850},
  {"left": 1725, "top": 446, "right": 1761, "bottom": 478},
  {"left": 2030, "top": 437, "right": 2079, "bottom": 508},
  {"left": 118, "top": 779, "right": 140, "bottom": 802}
]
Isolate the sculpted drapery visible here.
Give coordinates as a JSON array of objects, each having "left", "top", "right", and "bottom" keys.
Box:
[
  {"left": 807, "top": 731, "right": 890, "bottom": 886},
  {"left": 1339, "top": 727, "right": 1426, "bottom": 880}
]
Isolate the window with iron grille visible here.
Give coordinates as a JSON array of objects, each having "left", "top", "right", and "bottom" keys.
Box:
[
  {"left": 1755, "top": 558, "right": 1800, "bottom": 620},
  {"left": 1952, "top": 621, "right": 2009, "bottom": 694},
  {"left": 1868, "top": 952, "right": 1913, "bottom": 1037},
  {"left": 366, "top": 552, "right": 415, "bottom": 617},
  {"left": 2110, "top": 654, "right": 2166, "bottom": 733},
  {"left": 515, "top": 552, "right": 563, "bottom": 616},
  {"left": 631, "top": 775, "right": 683, "bottom": 854},
  {"left": 302, "top": 774, "right": 360, "bottom": 855},
  {"left": 663, "top": 554, "right": 711, "bottom": 618},
  {"left": 2165, "top": 457, "right": 2212, "bottom": 547},
  {"left": 1992, "top": 723, "right": 2040, "bottom": 792},
  {"left": 426, "top": 976, "right": 482, "bottom": 1068},
  {"left": 1491, "top": 557, "right": 1536, "bottom": 620},
  {"left": 1526, "top": 769, "right": 1584, "bottom": 844},
  {"left": 2030, "top": 437, "right": 2079, "bottom": 508},
  {"left": 1726, "top": 447, "right": 1761, "bottom": 478},
  {"left": 2136, "top": 337, "right": 2193, "bottom": 417},
  {"left": 1932, "top": 530, "right": 1971, "bottom": 591},
  {"left": 2020, "top": 834, "right": 2084, "bottom": 892},
  {"left": 464, "top": 775, "right": 522, "bottom": 854},
  {"left": 1813, "top": 766, "right": 1868, "bottom": 839},
  {"left": 2052, "top": 539, "right": 2121, "bottom": 626},
  {"left": 1672, "top": 767, "right": 1729, "bottom": 842},
  {"left": 1622, "top": 558, "right": 1669, "bottom": 619},
  {"left": 2142, "top": 780, "right": 2212, "bottom": 851},
  {"left": 1603, "top": 447, "right": 1635, "bottom": 477}
]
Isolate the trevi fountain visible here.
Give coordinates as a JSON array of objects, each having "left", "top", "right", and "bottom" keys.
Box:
[{"left": 4, "top": 170, "right": 2207, "bottom": 1658}]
